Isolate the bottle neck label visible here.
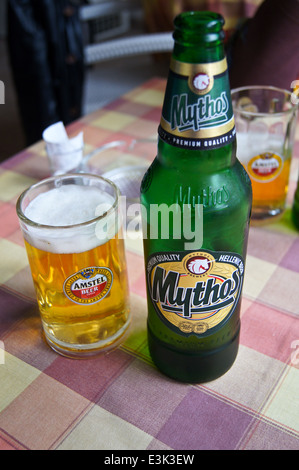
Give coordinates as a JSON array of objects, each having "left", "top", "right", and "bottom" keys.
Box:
[{"left": 159, "top": 57, "right": 235, "bottom": 150}]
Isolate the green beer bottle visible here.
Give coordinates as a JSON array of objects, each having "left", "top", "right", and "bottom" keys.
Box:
[{"left": 140, "top": 11, "right": 252, "bottom": 383}]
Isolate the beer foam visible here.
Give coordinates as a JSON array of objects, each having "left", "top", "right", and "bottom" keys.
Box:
[
  {"left": 25, "top": 184, "right": 113, "bottom": 226},
  {"left": 23, "top": 184, "right": 118, "bottom": 253}
]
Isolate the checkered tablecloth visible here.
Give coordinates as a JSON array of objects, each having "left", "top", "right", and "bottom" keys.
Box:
[{"left": 0, "top": 78, "right": 299, "bottom": 451}]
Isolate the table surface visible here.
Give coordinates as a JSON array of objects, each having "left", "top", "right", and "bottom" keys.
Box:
[{"left": 0, "top": 78, "right": 299, "bottom": 451}]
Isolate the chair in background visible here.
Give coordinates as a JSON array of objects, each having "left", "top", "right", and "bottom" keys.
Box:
[
  {"left": 79, "top": 1, "right": 173, "bottom": 65},
  {"left": 79, "top": 1, "right": 173, "bottom": 112},
  {"left": 83, "top": 32, "right": 173, "bottom": 65}
]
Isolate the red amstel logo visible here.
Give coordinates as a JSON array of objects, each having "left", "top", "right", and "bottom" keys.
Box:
[
  {"left": 247, "top": 152, "right": 283, "bottom": 182},
  {"left": 63, "top": 266, "right": 113, "bottom": 305}
]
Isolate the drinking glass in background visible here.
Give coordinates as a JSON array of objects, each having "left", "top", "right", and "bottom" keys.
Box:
[
  {"left": 232, "top": 86, "right": 298, "bottom": 221},
  {"left": 16, "top": 174, "right": 130, "bottom": 358}
]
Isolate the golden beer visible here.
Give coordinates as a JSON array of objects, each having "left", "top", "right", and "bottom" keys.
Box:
[
  {"left": 249, "top": 156, "right": 291, "bottom": 216},
  {"left": 17, "top": 174, "right": 130, "bottom": 357}
]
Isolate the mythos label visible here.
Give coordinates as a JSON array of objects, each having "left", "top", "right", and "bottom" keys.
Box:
[
  {"left": 146, "top": 250, "right": 244, "bottom": 335},
  {"left": 64, "top": 266, "right": 113, "bottom": 305},
  {"left": 159, "top": 57, "right": 235, "bottom": 149}
]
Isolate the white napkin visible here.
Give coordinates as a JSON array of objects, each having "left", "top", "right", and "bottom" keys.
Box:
[{"left": 43, "top": 122, "right": 84, "bottom": 175}]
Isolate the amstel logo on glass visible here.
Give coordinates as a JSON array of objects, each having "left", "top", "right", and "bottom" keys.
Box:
[
  {"left": 147, "top": 250, "right": 244, "bottom": 335},
  {"left": 63, "top": 267, "right": 113, "bottom": 305}
]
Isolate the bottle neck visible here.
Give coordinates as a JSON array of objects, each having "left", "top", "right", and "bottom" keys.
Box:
[
  {"left": 157, "top": 12, "right": 236, "bottom": 169},
  {"left": 173, "top": 39, "right": 226, "bottom": 64}
]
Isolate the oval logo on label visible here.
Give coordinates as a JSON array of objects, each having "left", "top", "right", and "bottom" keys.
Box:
[
  {"left": 63, "top": 267, "right": 113, "bottom": 305},
  {"left": 193, "top": 73, "right": 210, "bottom": 91},
  {"left": 186, "top": 256, "right": 211, "bottom": 275}
]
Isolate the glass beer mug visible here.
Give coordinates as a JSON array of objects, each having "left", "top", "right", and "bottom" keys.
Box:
[
  {"left": 17, "top": 174, "right": 130, "bottom": 358},
  {"left": 232, "top": 86, "right": 298, "bottom": 221}
]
